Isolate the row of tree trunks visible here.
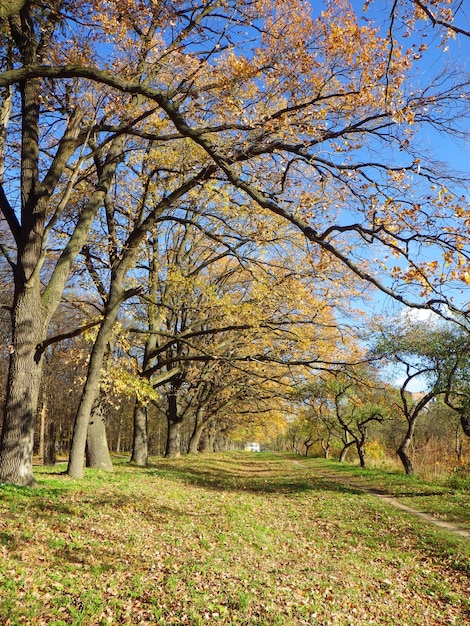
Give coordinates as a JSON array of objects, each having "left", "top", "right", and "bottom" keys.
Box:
[{"left": 130, "top": 391, "right": 229, "bottom": 464}]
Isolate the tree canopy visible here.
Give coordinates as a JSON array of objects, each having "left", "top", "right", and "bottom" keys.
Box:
[{"left": 1, "top": 0, "right": 470, "bottom": 484}]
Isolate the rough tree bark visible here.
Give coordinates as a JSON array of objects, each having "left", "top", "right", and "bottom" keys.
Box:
[
  {"left": 0, "top": 65, "right": 52, "bottom": 484},
  {"left": 165, "top": 391, "right": 183, "bottom": 458},
  {"left": 130, "top": 400, "right": 149, "bottom": 466},
  {"left": 397, "top": 421, "right": 416, "bottom": 476},
  {"left": 0, "top": 0, "right": 27, "bottom": 20},
  {"left": 199, "top": 421, "right": 217, "bottom": 453},
  {"left": 85, "top": 389, "right": 113, "bottom": 471},
  {"left": 0, "top": 287, "right": 47, "bottom": 485},
  {"left": 188, "top": 407, "right": 205, "bottom": 454},
  {"left": 67, "top": 287, "right": 123, "bottom": 478},
  {"left": 45, "top": 422, "right": 56, "bottom": 466}
]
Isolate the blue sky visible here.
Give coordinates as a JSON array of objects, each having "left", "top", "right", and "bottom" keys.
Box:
[{"left": 310, "top": 1, "right": 470, "bottom": 389}]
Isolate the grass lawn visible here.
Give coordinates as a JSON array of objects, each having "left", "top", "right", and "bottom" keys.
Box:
[{"left": 0, "top": 452, "right": 469, "bottom": 625}]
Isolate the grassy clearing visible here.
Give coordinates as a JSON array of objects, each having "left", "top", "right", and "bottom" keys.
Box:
[{"left": 0, "top": 453, "right": 469, "bottom": 625}]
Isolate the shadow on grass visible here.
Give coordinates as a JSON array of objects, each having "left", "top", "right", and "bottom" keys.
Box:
[
  {"left": 2, "top": 454, "right": 469, "bottom": 581},
  {"left": 3, "top": 453, "right": 458, "bottom": 502},
  {"left": 141, "top": 455, "right": 366, "bottom": 497}
]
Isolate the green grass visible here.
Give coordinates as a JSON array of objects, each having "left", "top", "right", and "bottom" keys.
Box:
[
  {"left": 301, "top": 456, "right": 470, "bottom": 527},
  {"left": 0, "top": 452, "right": 469, "bottom": 625}
]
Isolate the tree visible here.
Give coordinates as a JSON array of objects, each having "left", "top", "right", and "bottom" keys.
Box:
[
  {"left": 127, "top": 210, "right": 264, "bottom": 460},
  {"left": 132, "top": 214, "right": 338, "bottom": 456},
  {"left": 385, "top": 0, "right": 470, "bottom": 41},
  {"left": 3, "top": 0, "right": 470, "bottom": 484},
  {"left": 65, "top": 94, "right": 219, "bottom": 475},
  {"left": 0, "top": 1, "right": 160, "bottom": 484},
  {"left": 331, "top": 374, "right": 390, "bottom": 467},
  {"left": 430, "top": 325, "right": 470, "bottom": 438},
  {"left": 120, "top": 191, "right": 355, "bottom": 459},
  {"left": 288, "top": 380, "right": 338, "bottom": 458},
  {"left": 371, "top": 317, "right": 470, "bottom": 474},
  {"left": 36, "top": 303, "right": 93, "bottom": 464},
  {"left": 297, "top": 368, "right": 391, "bottom": 467}
]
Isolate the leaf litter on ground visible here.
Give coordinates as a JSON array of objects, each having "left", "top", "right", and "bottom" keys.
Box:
[{"left": 0, "top": 452, "right": 469, "bottom": 625}]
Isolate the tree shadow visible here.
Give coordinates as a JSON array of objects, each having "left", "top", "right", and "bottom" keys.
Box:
[{"left": 142, "top": 458, "right": 365, "bottom": 496}]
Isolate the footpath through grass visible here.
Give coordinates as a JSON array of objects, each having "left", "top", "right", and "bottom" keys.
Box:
[{"left": 0, "top": 452, "right": 469, "bottom": 625}]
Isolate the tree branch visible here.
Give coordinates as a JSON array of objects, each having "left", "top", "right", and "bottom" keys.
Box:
[{"left": 35, "top": 319, "right": 101, "bottom": 358}]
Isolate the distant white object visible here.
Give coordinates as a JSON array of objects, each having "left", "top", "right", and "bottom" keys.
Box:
[{"left": 244, "top": 442, "right": 261, "bottom": 452}]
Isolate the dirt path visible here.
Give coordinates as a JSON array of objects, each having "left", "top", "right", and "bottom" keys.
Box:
[
  {"left": 292, "top": 461, "right": 470, "bottom": 539},
  {"left": 367, "top": 490, "right": 470, "bottom": 538}
]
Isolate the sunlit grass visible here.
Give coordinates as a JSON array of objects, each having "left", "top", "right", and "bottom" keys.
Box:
[
  {"left": 1, "top": 452, "right": 469, "bottom": 625},
  {"left": 299, "top": 456, "right": 470, "bottom": 526}
]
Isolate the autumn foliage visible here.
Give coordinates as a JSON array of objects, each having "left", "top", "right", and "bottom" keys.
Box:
[{"left": 1, "top": 0, "right": 470, "bottom": 483}]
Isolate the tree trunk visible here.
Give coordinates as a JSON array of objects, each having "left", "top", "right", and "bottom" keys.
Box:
[
  {"left": 455, "top": 429, "right": 463, "bottom": 464},
  {"left": 85, "top": 391, "right": 113, "bottom": 471},
  {"left": 214, "top": 432, "right": 229, "bottom": 451},
  {"left": 304, "top": 437, "right": 314, "bottom": 457},
  {"left": 130, "top": 400, "right": 148, "bottom": 466},
  {"left": 67, "top": 297, "right": 121, "bottom": 478},
  {"left": 356, "top": 427, "right": 367, "bottom": 468},
  {"left": 45, "top": 422, "right": 56, "bottom": 466},
  {"left": 460, "top": 413, "right": 470, "bottom": 437},
  {"left": 356, "top": 441, "right": 366, "bottom": 468},
  {"left": 0, "top": 288, "right": 46, "bottom": 486},
  {"left": 0, "top": 60, "right": 44, "bottom": 481},
  {"left": 206, "top": 431, "right": 216, "bottom": 453},
  {"left": 166, "top": 420, "right": 182, "bottom": 458},
  {"left": 396, "top": 419, "right": 416, "bottom": 475},
  {"left": 0, "top": 0, "right": 28, "bottom": 20},
  {"left": 397, "top": 438, "right": 414, "bottom": 475},
  {"left": 198, "top": 430, "right": 210, "bottom": 453},
  {"left": 291, "top": 434, "right": 300, "bottom": 455},
  {"left": 115, "top": 416, "right": 123, "bottom": 453},
  {"left": 339, "top": 440, "right": 355, "bottom": 462},
  {"left": 38, "top": 402, "right": 46, "bottom": 463},
  {"left": 188, "top": 410, "right": 205, "bottom": 454},
  {"left": 165, "top": 391, "right": 183, "bottom": 458}
]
